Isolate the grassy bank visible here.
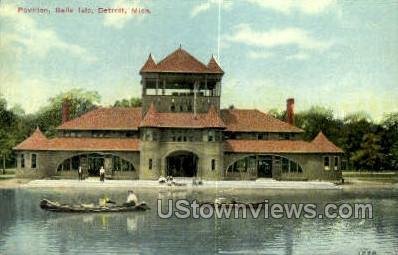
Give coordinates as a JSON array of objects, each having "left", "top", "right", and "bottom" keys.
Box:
[
  {"left": 0, "top": 168, "right": 16, "bottom": 180},
  {"left": 343, "top": 171, "right": 398, "bottom": 184}
]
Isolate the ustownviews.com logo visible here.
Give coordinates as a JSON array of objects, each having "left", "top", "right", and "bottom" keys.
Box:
[{"left": 157, "top": 200, "right": 373, "bottom": 219}]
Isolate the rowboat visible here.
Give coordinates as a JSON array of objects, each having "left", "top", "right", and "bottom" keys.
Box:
[{"left": 40, "top": 199, "right": 150, "bottom": 213}]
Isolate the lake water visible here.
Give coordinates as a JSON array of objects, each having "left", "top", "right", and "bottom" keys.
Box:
[{"left": 0, "top": 187, "right": 397, "bottom": 255}]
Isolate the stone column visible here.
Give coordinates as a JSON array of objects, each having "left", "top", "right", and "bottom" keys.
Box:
[
  {"left": 104, "top": 156, "right": 112, "bottom": 176},
  {"left": 80, "top": 155, "right": 88, "bottom": 177}
]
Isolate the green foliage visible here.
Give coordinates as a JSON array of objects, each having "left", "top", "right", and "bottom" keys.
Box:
[
  {"left": 267, "top": 108, "right": 284, "bottom": 120},
  {"left": 293, "top": 106, "right": 397, "bottom": 171},
  {"left": 351, "top": 133, "right": 384, "bottom": 170},
  {"left": 295, "top": 106, "right": 343, "bottom": 144},
  {"left": 0, "top": 94, "right": 19, "bottom": 171},
  {"left": 35, "top": 89, "right": 101, "bottom": 137},
  {"left": 113, "top": 97, "right": 142, "bottom": 107},
  {"left": 380, "top": 113, "right": 398, "bottom": 169}
]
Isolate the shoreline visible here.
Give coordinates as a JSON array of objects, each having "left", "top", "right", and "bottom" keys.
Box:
[{"left": 1, "top": 178, "right": 397, "bottom": 190}]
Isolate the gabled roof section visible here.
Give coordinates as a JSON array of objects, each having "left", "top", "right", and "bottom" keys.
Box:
[
  {"left": 14, "top": 127, "right": 49, "bottom": 150},
  {"left": 311, "top": 131, "right": 343, "bottom": 153},
  {"left": 225, "top": 138, "right": 344, "bottom": 154},
  {"left": 140, "top": 47, "right": 224, "bottom": 74},
  {"left": 225, "top": 140, "right": 317, "bottom": 153},
  {"left": 220, "top": 109, "right": 303, "bottom": 133},
  {"left": 140, "top": 106, "right": 225, "bottom": 129},
  {"left": 141, "top": 103, "right": 158, "bottom": 127},
  {"left": 14, "top": 137, "right": 139, "bottom": 151},
  {"left": 205, "top": 105, "right": 225, "bottom": 128},
  {"left": 139, "top": 53, "right": 157, "bottom": 73},
  {"left": 207, "top": 55, "right": 224, "bottom": 74},
  {"left": 57, "top": 107, "right": 142, "bottom": 130}
]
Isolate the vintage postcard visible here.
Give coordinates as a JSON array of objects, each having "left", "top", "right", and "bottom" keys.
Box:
[{"left": 0, "top": 0, "right": 397, "bottom": 254}]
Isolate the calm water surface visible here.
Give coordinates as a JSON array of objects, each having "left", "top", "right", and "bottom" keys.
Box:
[{"left": 0, "top": 187, "right": 397, "bottom": 255}]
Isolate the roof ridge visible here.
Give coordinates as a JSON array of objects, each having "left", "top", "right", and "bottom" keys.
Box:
[
  {"left": 140, "top": 53, "right": 157, "bottom": 73},
  {"left": 311, "top": 131, "right": 343, "bottom": 153},
  {"left": 207, "top": 55, "right": 224, "bottom": 74},
  {"left": 157, "top": 47, "right": 207, "bottom": 67}
]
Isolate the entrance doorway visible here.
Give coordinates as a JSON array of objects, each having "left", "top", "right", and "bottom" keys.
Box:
[
  {"left": 166, "top": 151, "right": 198, "bottom": 177},
  {"left": 257, "top": 156, "right": 273, "bottom": 178},
  {"left": 88, "top": 155, "right": 104, "bottom": 176}
]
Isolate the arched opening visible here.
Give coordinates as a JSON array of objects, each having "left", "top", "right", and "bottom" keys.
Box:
[
  {"left": 57, "top": 153, "right": 135, "bottom": 176},
  {"left": 166, "top": 151, "right": 198, "bottom": 177},
  {"left": 226, "top": 154, "right": 303, "bottom": 179},
  {"left": 258, "top": 155, "right": 273, "bottom": 178}
]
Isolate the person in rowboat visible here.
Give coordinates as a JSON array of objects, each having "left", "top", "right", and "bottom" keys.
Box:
[{"left": 125, "top": 190, "right": 138, "bottom": 206}]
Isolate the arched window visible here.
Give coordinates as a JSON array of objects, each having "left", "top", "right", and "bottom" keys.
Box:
[
  {"left": 227, "top": 155, "right": 303, "bottom": 178},
  {"left": 57, "top": 154, "right": 136, "bottom": 173}
]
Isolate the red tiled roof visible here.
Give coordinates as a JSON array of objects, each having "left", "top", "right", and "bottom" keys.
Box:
[
  {"left": 221, "top": 109, "right": 303, "bottom": 133},
  {"left": 140, "top": 48, "right": 224, "bottom": 74},
  {"left": 207, "top": 56, "right": 224, "bottom": 74},
  {"left": 140, "top": 103, "right": 158, "bottom": 127},
  {"left": 225, "top": 139, "right": 343, "bottom": 154},
  {"left": 14, "top": 135, "right": 139, "bottom": 151},
  {"left": 139, "top": 53, "right": 157, "bottom": 73},
  {"left": 140, "top": 104, "right": 225, "bottom": 128},
  {"left": 311, "top": 131, "right": 343, "bottom": 153},
  {"left": 14, "top": 128, "right": 49, "bottom": 150},
  {"left": 57, "top": 107, "right": 141, "bottom": 130}
]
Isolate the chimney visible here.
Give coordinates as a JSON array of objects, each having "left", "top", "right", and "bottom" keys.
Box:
[
  {"left": 62, "top": 99, "right": 71, "bottom": 123},
  {"left": 286, "top": 98, "right": 295, "bottom": 125}
]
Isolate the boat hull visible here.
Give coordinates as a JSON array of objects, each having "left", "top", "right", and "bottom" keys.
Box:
[{"left": 40, "top": 199, "right": 150, "bottom": 213}]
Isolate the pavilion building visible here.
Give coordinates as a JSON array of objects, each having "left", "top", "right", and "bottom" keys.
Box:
[{"left": 14, "top": 47, "right": 343, "bottom": 181}]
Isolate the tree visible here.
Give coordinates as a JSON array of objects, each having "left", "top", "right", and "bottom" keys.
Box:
[
  {"left": 113, "top": 97, "right": 142, "bottom": 107},
  {"left": 380, "top": 112, "right": 398, "bottom": 170},
  {"left": 338, "top": 113, "right": 381, "bottom": 170},
  {"left": 267, "top": 108, "right": 284, "bottom": 120},
  {"left": 0, "top": 130, "right": 16, "bottom": 174},
  {"left": 34, "top": 89, "right": 101, "bottom": 137},
  {"left": 0, "top": 94, "right": 18, "bottom": 173},
  {"left": 351, "top": 133, "right": 384, "bottom": 171},
  {"left": 294, "top": 106, "right": 343, "bottom": 144}
]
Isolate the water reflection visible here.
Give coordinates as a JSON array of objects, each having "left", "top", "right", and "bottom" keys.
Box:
[{"left": 0, "top": 188, "right": 397, "bottom": 254}]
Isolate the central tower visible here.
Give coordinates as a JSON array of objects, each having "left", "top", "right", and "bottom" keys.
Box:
[{"left": 139, "top": 47, "right": 224, "bottom": 116}]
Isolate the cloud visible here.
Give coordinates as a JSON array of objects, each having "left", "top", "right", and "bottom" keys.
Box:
[
  {"left": 226, "top": 24, "right": 332, "bottom": 51},
  {"left": 191, "top": 2, "right": 212, "bottom": 17},
  {"left": 103, "top": 0, "right": 148, "bottom": 29},
  {"left": 0, "top": 3, "right": 96, "bottom": 62},
  {"left": 0, "top": 74, "right": 64, "bottom": 114},
  {"left": 246, "top": 0, "right": 336, "bottom": 15},
  {"left": 285, "top": 52, "right": 310, "bottom": 60},
  {"left": 191, "top": 0, "right": 233, "bottom": 17},
  {"left": 247, "top": 50, "right": 273, "bottom": 60}
]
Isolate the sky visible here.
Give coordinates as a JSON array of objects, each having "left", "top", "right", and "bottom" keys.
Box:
[{"left": 0, "top": 0, "right": 397, "bottom": 121}]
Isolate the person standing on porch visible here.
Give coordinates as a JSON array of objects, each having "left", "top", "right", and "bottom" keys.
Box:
[
  {"left": 78, "top": 166, "right": 83, "bottom": 181},
  {"left": 99, "top": 166, "right": 105, "bottom": 182}
]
